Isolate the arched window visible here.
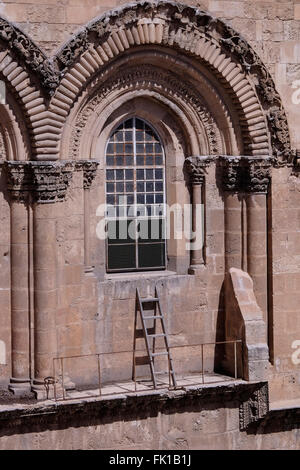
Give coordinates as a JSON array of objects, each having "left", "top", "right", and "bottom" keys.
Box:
[{"left": 105, "top": 117, "right": 166, "bottom": 272}]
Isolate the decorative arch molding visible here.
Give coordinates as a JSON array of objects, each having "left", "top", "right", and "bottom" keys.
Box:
[
  {"left": 50, "top": 0, "right": 291, "bottom": 161},
  {"left": 0, "top": 19, "right": 60, "bottom": 160},
  {"left": 0, "top": 17, "right": 57, "bottom": 92},
  {"left": 0, "top": 122, "right": 7, "bottom": 160},
  {"left": 64, "top": 63, "right": 232, "bottom": 160},
  {"left": 0, "top": 100, "right": 30, "bottom": 161},
  {"left": 0, "top": 3, "right": 293, "bottom": 162}
]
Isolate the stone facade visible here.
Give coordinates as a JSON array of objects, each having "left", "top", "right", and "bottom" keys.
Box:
[
  {"left": 0, "top": 0, "right": 299, "bottom": 449},
  {"left": 0, "top": 382, "right": 298, "bottom": 450}
]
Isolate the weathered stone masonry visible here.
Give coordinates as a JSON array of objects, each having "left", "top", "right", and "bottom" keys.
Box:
[{"left": 0, "top": 0, "right": 299, "bottom": 450}]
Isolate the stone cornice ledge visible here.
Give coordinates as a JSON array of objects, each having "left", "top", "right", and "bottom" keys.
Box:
[{"left": 0, "top": 380, "right": 269, "bottom": 432}]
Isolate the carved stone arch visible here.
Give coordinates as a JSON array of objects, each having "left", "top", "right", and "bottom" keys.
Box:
[
  {"left": 79, "top": 92, "right": 194, "bottom": 275},
  {"left": 0, "top": 17, "right": 57, "bottom": 92},
  {"left": 65, "top": 90, "right": 194, "bottom": 162},
  {"left": 0, "top": 18, "right": 59, "bottom": 159},
  {"left": 91, "top": 94, "right": 190, "bottom": 168},
  {"left": 61, "top": 61, "right": 234, "bottom": 161},
  {"left": 49, "top": 0, "right": 291, "bottom": 161},
  {"left": 0, "top": 101, "right": 30, "bottom": 161}
]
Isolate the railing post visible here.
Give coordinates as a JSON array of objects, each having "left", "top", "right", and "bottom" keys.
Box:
[
  {"left": 234, "top": 341, "right": 237, "bottom": 379},
  {"left": 97, "top": 354, "right": 102, "bottom": 397},
  {"left": 53, "top": 358, "right": 57, "bottom": 401},
  {"left": 201, "top": 344, "right": 204, "bottom": 384},
  {"left": 61, "top": 358, "right": 65, "bottom": 400}
]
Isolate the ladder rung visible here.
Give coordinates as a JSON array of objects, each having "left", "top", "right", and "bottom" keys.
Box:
[
  {"left": 154, "top": 370, "right": 176, "bottom": 376},
  {"left": 141, "top": 297, "right": 159, "bottom": 303},
  {"left": 143, "top": 315, "right": 164, "bottom": 320},
  {"left": 151, "top": 352, "right": 168, "bottom": 357}
]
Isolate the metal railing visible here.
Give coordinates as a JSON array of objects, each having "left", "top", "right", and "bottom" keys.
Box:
[{"left": 49, "top": 339, "right": 243, "bottom": 402}]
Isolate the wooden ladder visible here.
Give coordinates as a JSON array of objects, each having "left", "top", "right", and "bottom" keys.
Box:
[{"left": 132, "top": 287, "right": 177, "bottom": 389}]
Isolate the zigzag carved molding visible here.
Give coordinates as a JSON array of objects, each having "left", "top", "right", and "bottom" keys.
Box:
[{"left": 0, "top": 1, "right": 293, "bottom": 162}]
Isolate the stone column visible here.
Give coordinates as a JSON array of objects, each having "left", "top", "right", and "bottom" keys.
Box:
[
  {"left": 245, "top": 158, "right": 271, "bottom": 324},
  {"left": 5, "top": 162, "right": 31, "bottom": 394},
  {"left": 77, "top": 161, "right": 99, "bottom": 273},
  {"left": 184, "top": 156, "right": 211, "bottom": 274},
  {"left": 31, "top": 162, "right": 73, "bottom": 398},
  {"left": 222, "top": 157, "right": 242, "bottom": 272}
]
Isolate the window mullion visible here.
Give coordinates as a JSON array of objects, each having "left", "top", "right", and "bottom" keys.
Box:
[{"left": 133, "top": 117, "right": 138, "bottom": 269}]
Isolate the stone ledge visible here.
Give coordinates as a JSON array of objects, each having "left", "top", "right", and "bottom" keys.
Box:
[{"left": 0, "top": 380, "right": 266, "bottom": 428}]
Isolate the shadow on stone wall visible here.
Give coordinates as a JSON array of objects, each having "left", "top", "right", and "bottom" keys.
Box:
[{"left": 0, "top": 382, "right": 298, "bottom": 449}]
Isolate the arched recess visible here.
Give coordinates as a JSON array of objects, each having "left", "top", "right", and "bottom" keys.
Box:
[
  {"left": 50, "top": 0, "right": 292, "bottom": 161},
  {"left": 0, "top": 18, "right": 59, "bottom": 159},
  {"left": 0, "top": 101, "right": 29, "bottom": 161},
  {"left": 83, "top": 93, "right": 197, "bottom": 274},
  {"left": 60, "top": 54, "right": 241, "bottom": 161}
]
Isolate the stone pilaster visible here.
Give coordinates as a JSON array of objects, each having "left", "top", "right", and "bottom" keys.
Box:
[
  {"left": 31, "top": 161, "right": 73, "bottom": 399},
  {"left": 184, "top": 156, "right": 212, "bottom": 274},
  {"left": 5, "top": 162, "right": 31, "bottom": 394},
  {"left": 222, "top": 157, "right": 243, "bottom": 272},
  {"left": 76, "top": 160, "right": 99, "bottom": 273},
  {"left": 244, "top": 158, "right": 271, "bottom": 326}
]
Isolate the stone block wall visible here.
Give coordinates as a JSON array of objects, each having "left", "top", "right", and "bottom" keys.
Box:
[
  {"left": 224, "top": 267, "right": 269, "bottom": 382},
  {"left": 269, "top": 166, "right": 300, "bottom": 402},
  {"left": 0, "top": 0, "right": 299, "bottom": 151},
  {"left": 0, "top": 382, "right": 298, "bottom": 450},
  {"left": 49, "top": 162, "right": 227, "bottom": 387},
  {"left": 0, "top": 0, "right": 298, "bottom": 408}
]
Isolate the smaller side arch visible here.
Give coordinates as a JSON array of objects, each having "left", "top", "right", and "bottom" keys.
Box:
[
  {"left": 0, "top": 19, "right": 58, "bottom": 159},
  {"left": 0, "top": 101, "right": 30, "bottom": 161}
]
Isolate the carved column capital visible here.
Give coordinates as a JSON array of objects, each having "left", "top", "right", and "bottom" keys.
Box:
[
  {"left": 76, "top": 160, "right": 99, "bottom": 189},
  {"left": 221, "top": 156, "right": 272, "bottom": 193},
  {"left": 31, "top": 161, "right": 74, "bottom": 204},
  {"left": 244, "top": 158, "right": 271, "bottom": 194},
  {"left": 184, "top": 156, "right": 213, "bottom": 185},
  {"left": 5, "top": 161, "right": 74, "bottom": 204},
  {"left": 222, "top": 157, "right": 241, "bottom": 192},
  {"left": 4, "top": 161, "right": 32, "bottom": 203},
  {"left": 295, "top": 149, "right": 300, "bottom": 168}
]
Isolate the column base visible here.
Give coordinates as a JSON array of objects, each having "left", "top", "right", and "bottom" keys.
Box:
[
  {"left": 32, "top": 380, "right": 65, "bottom": 400},
  {"left": 32, "top": 377, "right": 74, "bottom": 400},
  {"left": 188, "top": 264, "right": 206, "bottom": 276},
  {"left": 31, "top": 380, "right": 48, "bottom": 400},
  {"left": 9, "top": 377, "right": 31, "bottom": 396}
]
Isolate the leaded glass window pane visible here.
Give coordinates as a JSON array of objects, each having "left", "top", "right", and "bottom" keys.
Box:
[{"left": 105, "top": 117, "right": 166, "bottom": 272}]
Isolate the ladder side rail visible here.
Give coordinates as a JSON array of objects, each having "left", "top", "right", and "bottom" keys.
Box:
[
  {"left": 155, "top": 287, "right": 177, "bottom": 388},
  {"left": 152, "top": 299, "right": 158, "bottom": 367},
  {"left": 132, "top": 292, "right": 139, "bottom": 382},
  {"left": 137, "top": 289, "right": 158, "bottom": 388}
]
